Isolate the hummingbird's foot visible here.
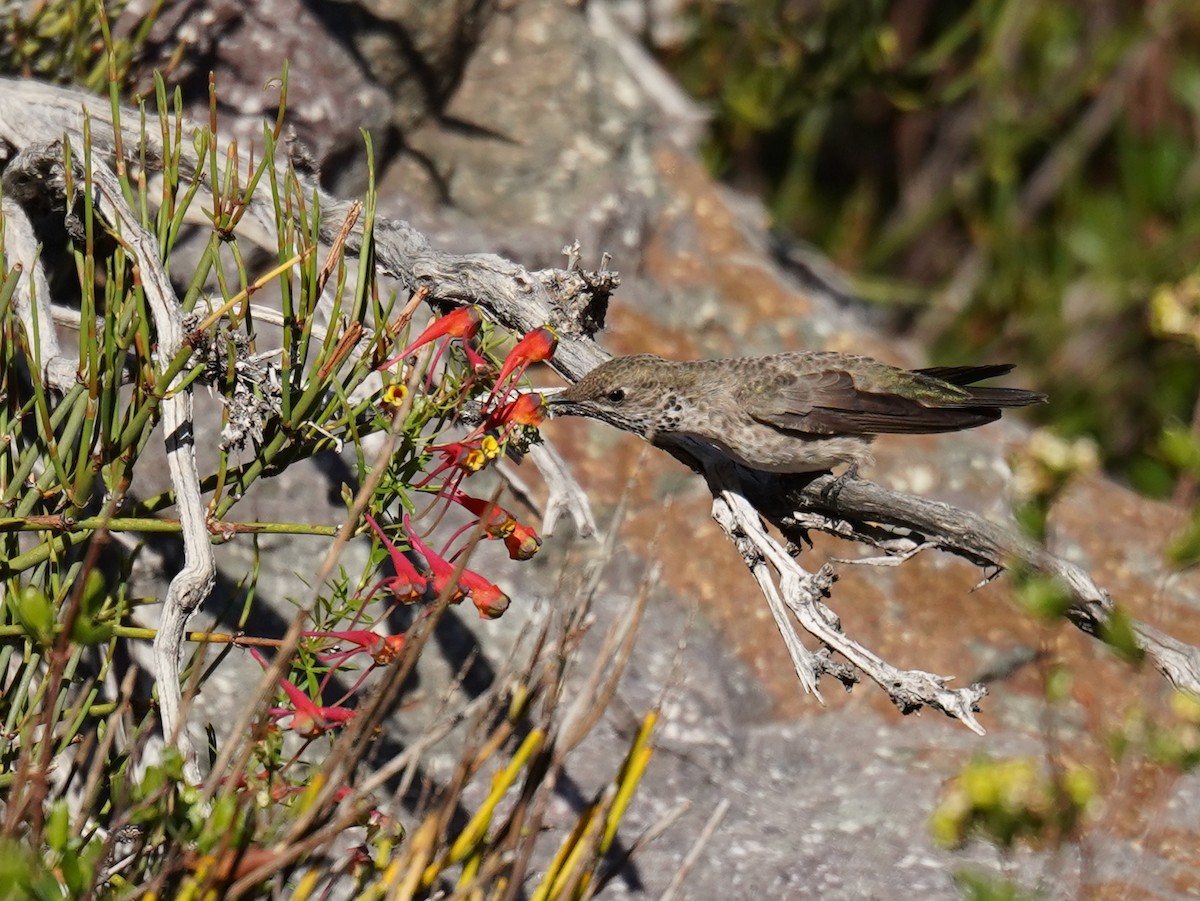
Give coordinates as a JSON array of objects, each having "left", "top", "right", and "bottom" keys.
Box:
[{"left": 819, "top": 464, "right": 860, "bottom": 506}]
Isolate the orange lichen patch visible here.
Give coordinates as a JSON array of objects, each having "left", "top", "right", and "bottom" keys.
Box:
[
  {"left": 1100, "top": 750, "right": 1200, "bottom": 837},
  {"left": 1173, "top": 868, "right": 1200, "bottom": 899},
  {"left": 715, "top": 265, "right": 796, "bottom": 333},
  {"left": 1087, "top": 882, "right": 1166, "bottom": 901},
  {"left": 604, "top": 304, "right": 705, "bottom": 361},
  {"left": 823, "top": 333, "right": 912, "bottom": 366},
  {"left": 1149, "top": 826, "right": 1200, "bottom": 869},
  {"left": 1052, "top": 474, "right": 1200, "bottom": 647},
  {"left": 653, "top": 147, "right": 753, "bottom": 261}
]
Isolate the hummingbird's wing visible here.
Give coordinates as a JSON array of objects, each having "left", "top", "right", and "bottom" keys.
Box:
[{"left": 740, "top": 364, "right": 1041, "bottom": 436}]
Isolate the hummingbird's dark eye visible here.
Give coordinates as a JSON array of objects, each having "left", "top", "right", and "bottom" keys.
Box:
[{"left": 605, "top": 387, "right": 626, "bottom": 404}]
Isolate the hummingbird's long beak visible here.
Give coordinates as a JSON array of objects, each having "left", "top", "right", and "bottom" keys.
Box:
[{"left": 544, "top": 386, "right": 589, "bottom": 418}]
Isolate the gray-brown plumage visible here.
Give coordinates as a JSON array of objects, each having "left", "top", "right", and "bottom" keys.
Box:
[{"left": 548, "top": 352, "right": 1047, "bottom": 473}]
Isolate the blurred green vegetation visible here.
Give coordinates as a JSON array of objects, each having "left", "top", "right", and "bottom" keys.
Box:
[
  {"left": 0, "top": 0, "right": 155, "bottom": 91},
  {"left": 662, "top": 0, "right": 1200, "bottom": 496}
]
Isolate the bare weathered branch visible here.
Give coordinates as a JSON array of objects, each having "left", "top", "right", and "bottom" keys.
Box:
[
  {"left": 764, "top": 470, "right": 1200, "bottom": 695},
  {"left": 710, "top": 464, "right": 984, "bottom": 733},
  {"left": 85, "top": 151, "right": 215, "bottom": 780},
  {"left": 0, "top": 159, "right": 77, "bottom": 391}
]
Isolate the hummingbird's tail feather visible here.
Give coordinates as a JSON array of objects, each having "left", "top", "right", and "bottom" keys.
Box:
[
  {"left": 953, "top": 385, "right": 1048, "bottom": 407},
  {"left": 915, "top": 364, "right": 1047, "bottom": 408}
]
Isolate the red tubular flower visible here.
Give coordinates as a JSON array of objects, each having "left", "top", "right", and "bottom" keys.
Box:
[
  {"left": 402, "top": 515, "right": 465, "bottom": 602},
  {"left": 487, "top": 326, "right": 558, "bottom": 404},
  {"left": 452, "top": 492, "right": 518, "bottom": 538},
  {"left": 306, "top": 628, "right": 383, "bottom": 658},
  {"left": 415, "top": 433, "right": 504, "bottom": 495},
  {"left": 286, "top": 698, "right": 356, "bottom": 738},
  {"left": 305, "top": 629, "right": 407, "bottom": 666},
  {"left": 496, "top": 326, "right": 558, "bottom": 385},
  {"left": 486, "top": 392, "right": 548, "bottom": 431},
  {"left": 371, "top": 634, "right": 407, "bottom": 665},
  {"left": 438, "top": 436, "right": 502, "bottom": 474},
  {"left": 460, "top": 569, "right": 511, "bottom": 619},
  {"left": 378, "top": 305, "right": 483, "bottom": 370},
  {"left": 461, "top": 339, "right": 491, "bottom": 376},
  {"left": 403, "top": 514, "right": 510, "bottom": 617},
  {"left": 450, "top": 491, "right": 541, "bottom": 561},
  {"left": 362, "top": 514, "right": 428, "bottom": 603},
  {"left": 503, "top": 522, "right": 542, "bottom": 561},
  {"left": 250, "top": 648, "right": 356, "bottom": 737}
]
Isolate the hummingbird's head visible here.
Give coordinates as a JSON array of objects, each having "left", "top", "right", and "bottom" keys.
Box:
[{"left": 547, "top": 354, "right": 671, "bottom": 435}]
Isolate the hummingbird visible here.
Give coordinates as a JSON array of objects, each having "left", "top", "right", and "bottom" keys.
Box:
[{"left": 547, "top": 352, "right": 1047, "bottom": 473}]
